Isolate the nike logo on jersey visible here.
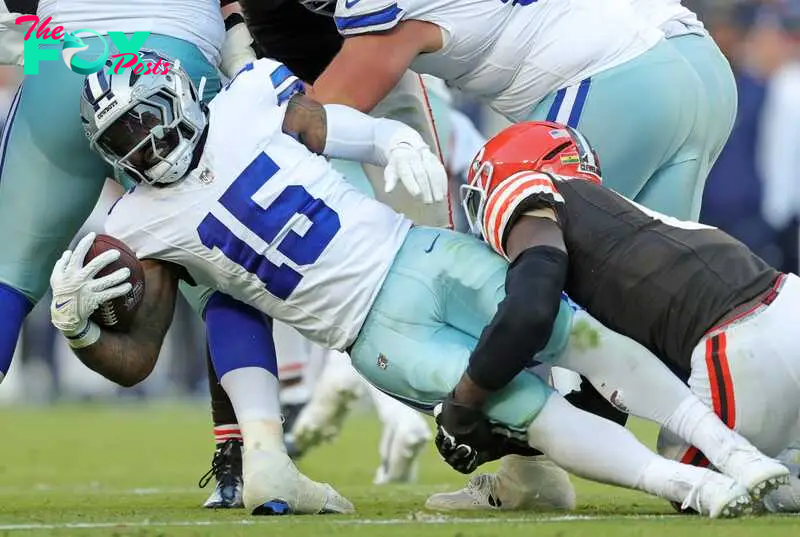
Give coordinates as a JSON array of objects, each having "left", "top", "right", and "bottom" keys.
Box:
[
  {"left": 55, "top": 299, "right": 72, "bottom": 309},
  {"left": 344, "top": 0, "right": 361, "bottom": 7},
  {"left": 424, "top": 234, "right": 441, "bottom": 253}
]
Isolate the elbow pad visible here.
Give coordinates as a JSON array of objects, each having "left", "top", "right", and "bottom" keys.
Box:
[{"left": 467, "top": 246, "right": 568, "bottom": 392}]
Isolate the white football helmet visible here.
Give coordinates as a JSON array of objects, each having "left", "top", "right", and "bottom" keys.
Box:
[{"left": 80, "top": 50, "right": 207, "bottom": 186}]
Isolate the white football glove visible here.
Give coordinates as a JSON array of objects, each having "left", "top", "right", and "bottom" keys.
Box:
[
  {"left": 220, "top": 17, "right": 257, "bottom": 79},
  {"left": 0, "top": 10, "right": 26, "bottom": 66},
  {"left": 384, "top": 128, "right": 448, "bottom": 205},
  {"left": 50, "top": 233, "right": 132, "bottom": 335}
]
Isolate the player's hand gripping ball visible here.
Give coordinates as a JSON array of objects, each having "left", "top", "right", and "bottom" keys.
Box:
[
  {"left": 83, "top": 234, "right": 146, "bottom": 331},
  {"left": 50, "top": 233, "right": 145, "bottom": 335}
]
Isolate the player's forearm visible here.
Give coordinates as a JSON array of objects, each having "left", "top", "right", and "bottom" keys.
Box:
[
  {"left": 463, "top": 247, "right": 568, "bottom": 399},
  {"left": 64, "top": 260, "right": 179, "bottom": 387},
  {"left": 73, "top": 326, "right": 162, "bottom": 387}
]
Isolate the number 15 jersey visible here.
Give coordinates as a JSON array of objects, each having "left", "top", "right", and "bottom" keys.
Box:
[{"left": 105, "top": 59, "right": 412, "bottom": 350}]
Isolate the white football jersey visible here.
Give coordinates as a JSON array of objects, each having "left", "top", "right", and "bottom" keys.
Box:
[
  {"left": 334, "top": 0, "right": 662, "bottom": 122},
  {"left": 105, "top": 59, "right": 412, "bottom": 350},
  {"left": 37, "top": 0, "right": 224, "bottom": 65},
  {"left": 629, "top": 0, "right": 704, "bottom": 38}
]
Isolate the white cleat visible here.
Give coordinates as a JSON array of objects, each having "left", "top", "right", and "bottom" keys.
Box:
[
  {"left": 426, "top": 456, "right": 576, "bottom": 511},
  {"left": 242, "top": 448, "right": 354, "bottom": 515},
  {"left": 373, "top": 422, "right": 430, "bottom": 485},
  {"left": 290, "top": 370, "right": 363, "bottom": 454},
  {"left": 716, "top": 446, "right": 791, "bottom": 501},
  {"left": 681, "top": 471, "right": 752, "bottom": 519}
]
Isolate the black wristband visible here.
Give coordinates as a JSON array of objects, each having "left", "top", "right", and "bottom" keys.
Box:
[{"left": 224, "top": 12, "right": 246, "bottom": 30}]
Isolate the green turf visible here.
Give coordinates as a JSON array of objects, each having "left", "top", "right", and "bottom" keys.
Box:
[{"left": 0, "top": 402, "right": 797, "bottom": 536}]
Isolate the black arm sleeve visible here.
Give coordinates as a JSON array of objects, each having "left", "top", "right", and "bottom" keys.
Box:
[{"left": 466, "top": 246, "right": 568, "bottom": 392}]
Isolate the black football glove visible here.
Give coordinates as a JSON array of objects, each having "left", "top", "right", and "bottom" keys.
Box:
[{"left": 433, "top": 395, "right": 498, "bottom": 474}]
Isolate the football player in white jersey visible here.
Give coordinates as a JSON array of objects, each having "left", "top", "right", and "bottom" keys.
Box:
[
  {"left": 51, "top": 53, "right": 787, "bottom": 518},
  {"left": 301, "top": 0, "right": 713, "bottom": 221},
  {"left": 0, "top": 0, "right": 357, "bottom": 515}
]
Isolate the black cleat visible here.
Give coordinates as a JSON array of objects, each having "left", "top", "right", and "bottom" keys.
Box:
[{"left": 199, "top": 439, "right": 244, "bottom": 508}]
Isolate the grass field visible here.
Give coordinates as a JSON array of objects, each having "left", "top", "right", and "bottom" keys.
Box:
[{"left": 1, "top": 402, "right": 798, "bottom": 536}]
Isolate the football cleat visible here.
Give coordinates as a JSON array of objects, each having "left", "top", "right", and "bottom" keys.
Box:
[
  {"left": 199, "top": 439, "right": 244, "bottom": 509},
  {"left": 425, "top": 456, "right": 576, "bottom": 511},
  {"left": 373, "top": 420, "right": 431, "bottom": 485},
  {"left": 680, "top": 471, "right": 752, "bottom": 519},
  {"left": 243, "top": 447, "right": 354, "bottom": 515},
  {"left": 763, "top": 464, "right": 800, "bottom": 513},
  {"left": 290, "top": 380, "right": 362, "bottom": 455},
  {"left": 715, "top": 445, "right": 791, "bottom": 501}
]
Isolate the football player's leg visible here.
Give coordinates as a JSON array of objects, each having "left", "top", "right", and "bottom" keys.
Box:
[
  {"left": 199, "top": 345, "right": 244, "bottom": 509},
  {"left": 284, "top": 336, "right": 363, "bottom": 455},
  {"left": 0, "top": 50, "right": 112, "bottom": 381},
  {"left": 668, "top": 32, "right": 737, "bottom": 173},
  {"left": 528, "top": 392, "right": 751, "bottom": 518},
  {"left": 528, "top": 39, "right": 702, "bottom": 204},
  {"left": 351, "top": 232, "right": 750, "bottom": 516},
  {"left": 369, "top": 383, "right": 432, "bottom": 485},
  {"left": 557, "top": 308, "right": 789, "bottom": 499},
  {"left": 204, "top": 292, "right": 353, "bottom": 515}
]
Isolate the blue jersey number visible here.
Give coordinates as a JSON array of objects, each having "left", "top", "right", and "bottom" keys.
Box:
[
  {"left": 197, "top": 153, "right": 341, "bottom": 300},
  {"left": 499, "top": 0, "right": 538, "bottom": 5}
]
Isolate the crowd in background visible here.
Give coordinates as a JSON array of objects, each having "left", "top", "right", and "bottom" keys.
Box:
[{"left": 0, "top": 0, "right": 798, "bottom": 403}]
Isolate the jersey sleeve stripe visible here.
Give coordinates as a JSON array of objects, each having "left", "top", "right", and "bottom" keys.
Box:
[
  {"left": 269, "top": 64, "right": 305, "bottom": 106},
  {"left": 483, "top": 174, "right": 562, "bottom": 257},
  {"left": 276, "top": 78, "right": 305, "bottom": 106},
  {"left": 334, "top": 4, "right": 403, "bottom": 35},
  {"left": 269, "top": 64, "right": 294, "bottom": 90}
]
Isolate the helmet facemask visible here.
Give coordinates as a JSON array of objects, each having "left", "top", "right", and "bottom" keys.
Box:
[
  {"left": 461, "top": 159, "right": 494, "bottom": 237},
  {"left": 93, "top": 87, "right": 200, "bottom": 186},
  {"left": 298, "top": 0, "right": 336, "bottom": 17}
]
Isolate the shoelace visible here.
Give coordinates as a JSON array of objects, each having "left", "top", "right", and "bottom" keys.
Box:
[{"left": 198, "top": 439, "right": 240, "bottom": 489}]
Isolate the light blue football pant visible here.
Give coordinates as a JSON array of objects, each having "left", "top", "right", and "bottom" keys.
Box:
[
  {"left": 0, "top": 35, "right": 221, "bottom": 307},
  {"left": 529, "top": 37, "right": 730, "bottom": 221},
  {"left": 350, "top": 227, "right": 575, "bottom": 430}
]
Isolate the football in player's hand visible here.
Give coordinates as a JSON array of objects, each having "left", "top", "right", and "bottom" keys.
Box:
[{"left": 83, "top": 234, "right": 146, "bottom": 332}]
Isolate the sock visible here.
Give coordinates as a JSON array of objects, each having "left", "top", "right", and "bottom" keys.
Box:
[
  {"left": 663, "top": 396, "right": 750, "bottom": 470},
  {"left": 207, "top": 347, "right": 239, "bottom": 436},
  {"left": 636, "top": 457, "right": 717, "bottom": 506},
  {"left": 528, "top": 394, "right": 721, "bottom": 506},
  {"left": 205, "top": 292, "right": 278, "bottom": 378},
  {"left": 214, "top": 424, "right": 242, "bottom": 446},
  {"left": 220, "top": 367, "right": 282, "bottom": 423},
  {"left": 0, "top": 283, "right": 34, "bottom": 380},
  {"left": 527, "top": 393, "right": 662, "bottom": 488},
  {"left": 239, "top": 418, "right": 286, "bottom": 454},
  {"left": 557, "top": 311, "right": 699, "bottom": 426}
]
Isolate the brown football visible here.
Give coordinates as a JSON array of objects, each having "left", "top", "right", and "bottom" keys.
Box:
[{"left": 83, "top": 234, "right": 146, "bottom": 332}]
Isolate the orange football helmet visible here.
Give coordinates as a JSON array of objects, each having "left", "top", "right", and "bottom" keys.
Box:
[{"left": 461, "top": 121, "right": 601, "bottom": 235}]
